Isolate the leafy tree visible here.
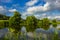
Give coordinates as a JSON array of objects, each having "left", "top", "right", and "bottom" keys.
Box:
[
  {"left": 9, "top": 11, "right": 21, "bottom": 33},
  {"left": 52, "top": 19, "right": 57, "bottom": 28},
  {"left": 42, "top": 18, "right": 50, "bottom": 30},
  {"left": 26, "top": 16, "right": 38, "bottom": 32},
  {"left": 37, "top": 20, "right": 43, "bottom": 28}
]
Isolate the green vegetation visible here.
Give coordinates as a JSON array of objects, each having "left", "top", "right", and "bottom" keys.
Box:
[
  {"left": 52, "top": 19, "right": 57, "bottom": 28},
  {"left": 9, "top": 11, "right": 22, "bottom": 33},
  {"left": 0, "top": 14, "right": 9, "bottom": 20},
  {"left": 25, "top": 16, "right": 38, "bottom": 32},
  {"left": 0, "top": 11, "right": 59, "bottom": 40},
  {"left": 0, "top": 11, "right": 58, "bottom": 32},
  {"left": 0, "top": 20, "right": 9, "bottom": 29},
  {"left": 42, "top": 18, "right": 50, "bottom": 30}
]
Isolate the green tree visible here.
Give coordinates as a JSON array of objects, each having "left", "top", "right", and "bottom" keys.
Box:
[
  {"left": 52, "top": 19, "right": 57, "bottom": 28},
  {"left": 0, "top": 14, "right": 9, "bottom": 20},
  {"left": 9, "top": 11, "right": 21, "bottom": 33},
  {"left": 26, "top": 16, "right": 38, "bottom": 32},
  {"left": 37, "top": 20, "right": 43, "bottom": 28},
  {"left": 42, "top": 18, "right": 50, "bottom": 30}
]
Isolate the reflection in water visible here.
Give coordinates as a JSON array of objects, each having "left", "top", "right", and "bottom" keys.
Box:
[
  {"left": 0, "top": 28, "right": 8, "bottom": 38},
  {"left": 50, "top": 24, "right": 60, "bottom": 29},
  {"left": 57, "top": 25, "right": 60, "bottom": 28},
  {"left": 0, "top": 25, "right": 60, "bottom": 40},
  {"left": 21, "top": 26, "right": 26, "bottom": 33}
]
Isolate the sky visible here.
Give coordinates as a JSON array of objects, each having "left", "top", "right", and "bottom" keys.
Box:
[{"left": 0, "top": 0, "right": 60, "bottom": 19}]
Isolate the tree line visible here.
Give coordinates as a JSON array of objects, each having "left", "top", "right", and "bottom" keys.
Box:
[
  {"left": 0, "top": 11, "right": 57, "bottom": 33},
  {"left": 0, "top": 14, "right": 9, "bottom": 20}
]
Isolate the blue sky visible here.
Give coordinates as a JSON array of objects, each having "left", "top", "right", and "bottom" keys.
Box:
[{"left": 0, "top": 0, "right": 60, "bottom": 19}]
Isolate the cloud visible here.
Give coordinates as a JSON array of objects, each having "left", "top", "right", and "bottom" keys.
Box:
[
  {"left": 42, "top": 13, "right": 47, "bottom": 16},
  {"left": 34, "top": 14, "right": 52, "bottom": 19},
  {"left": 0, "top": 6, "right": 17, "bottom": 16},
  {"left": 9, "top": 9, "right": 17, "bottom": 12},
  {"left": 44, "top": 0, "right": 60, "bottom": 10},
  {"left": 0, "top": 6, "right": 5, "bottom": 11},
  {"left": 0, "top": 6, "right": 7, "bottom": 14},
  {"left": 41, "top": 16, "right": 60, "bottom": 19},
  {"left": 25, "top": 0, "right": 60, "bottom": 14},
  {"left": 21, "top": 0, "right": 60, "bottom": 19},
  {"left": 26, "top": 0, "right": 38, "bottom": 6},
  {"left": 26, "top": 2, "right": 50, "bottom": 14},
  {"left": 47, "top": 16, "right": 51, "bottom": 19},
  {"left": 55, "top": 16, "right": 60, "bottom": 19},
  {"left": 22, "top": 2, "right": 50, "bottom": 19},
  {"left": 21, "top": 12, "right": 33, "bottom": 19},
  {"left": 34, "top": 14, "right": 40, "bottom": 17}
]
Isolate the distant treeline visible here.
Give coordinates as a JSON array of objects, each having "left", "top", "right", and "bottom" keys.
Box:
[
  {"left": 0, "top": 14, "right": 10, "bottom": 20},
  {"left": 0, "top": 11, "right": 58, "bottom": 32}
]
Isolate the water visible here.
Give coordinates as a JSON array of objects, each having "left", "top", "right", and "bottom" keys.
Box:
[
  {"left": 0, "top": 25, "right": 60, "bottom": 40},
  {"left": 0, "top": 28, "right": 8, "bottom": 38}
]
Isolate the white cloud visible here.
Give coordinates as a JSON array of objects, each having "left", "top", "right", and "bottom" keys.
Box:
[
  {"left": 26, "top": 0, "right": 60, "bottom": 14},
  {"left": 34, "top": 14, "right": 40, "bottom": 19},
  {"left": 55, "top": 16, "right": 60, "bottom": 19},
  {"left": 47, "top": 16, "right": 52, "bottom": 19},
  {"left": 26, "top": 0, "right": 38, "bottom": 6},
  {"left": 34, "top": 14, "right": 60, "bottom": 19},
  {"left": 22, "top": 2, "right": 50, "bottom": 19},
  {"left": 42, "top": 13, "right": 47, "bottom": 16},
  {"left": 34, "top": 14, "right": 40, "bottom": 17},
  {"left": 0, "top": 6, "right": 7, "bottom": 14},
  {"left": 44, "top": 0, "right": 60, "bottom": 10},
  {"left": 9, "top": 9, "right": 17, "bottom": 12},
  {"left": 26, "top": 2, "right": 50, "bottom": 14},
  {"left": 46, "top": 16, "right": 60, "bottom": 20},
  {"left": 23, "top": 0, "right": 60, "bottom": 19},
  {"left": 22, "top": 12, "right": 33, "bottom": 19},
  {"left": 0, "top": 6, "right": 5, "bottom": 11}
]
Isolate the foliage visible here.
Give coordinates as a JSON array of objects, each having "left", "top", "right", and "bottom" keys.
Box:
[
  {"left": 0, "top": 12, "right": 58, "bottom": 32},
  {"left": 0, "top": 20, "right": 9, "bottom": 29},
  {"left": 0, "top": 14, "right": 9, "bottom": 20},
  {"left": 26, "top": 16, "right": 38, "bottom": 32},
  {"left": 42, "top": 18, "right": 50, "bottom": 30},
  {"left": 9, "top": 11, "right": 21, "bottom": 33},
  {"left": 52, "top": 19, "right": 57, "bottom": 28},
  {"left": 37, "top": 20, "right": 43, "bottom": 28},
  {"left": 0, "top": 12, "right": 59, "bottom": 40}
]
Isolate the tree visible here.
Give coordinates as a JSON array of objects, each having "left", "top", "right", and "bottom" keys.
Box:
[
  {"left": 0, "top": 14, "right": 9, "bottom": 20},
  {"left": 37, "top": 20, "right": 43, "bottom": 28},
  {"left": 9, "top": 11, "right": 21, "bottom": 33},
  {"left": 26, "top": 16, "right": 38, "bottom": 32},
  {"left": 52, "top": 19, "right": 57, "bottom": 28},
  {"left": 42, "top": 18, "right": 50, "bottom": 30}
]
